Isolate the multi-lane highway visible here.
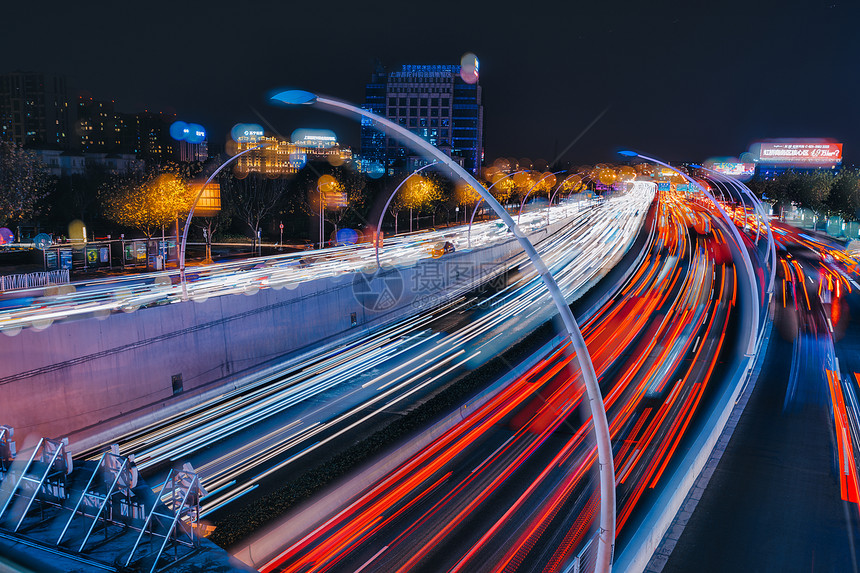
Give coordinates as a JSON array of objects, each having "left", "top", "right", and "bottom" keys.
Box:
[
  {"left": 11, "top": 172, "right": 858, "bottom": 572},
  {"left": 22, "top": 174, "right": 857, "bottom": 572},
  {"left": 74, "top": 186, "right": 654, "bottom": 531},
  {"left": 253, "top": 188, "right": 753, "bottom": 572}
]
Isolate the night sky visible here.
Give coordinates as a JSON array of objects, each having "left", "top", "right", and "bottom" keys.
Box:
[{"left": 3, "top": 0, "right": 858, "bottom": 165}]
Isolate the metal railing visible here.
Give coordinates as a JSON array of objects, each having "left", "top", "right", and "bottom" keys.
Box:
[
  {"left": 0, "top": 269, "right": 69, "bottom": 292},
  {"left": 0, "top": 429, "right": 205, "bottom": 573}
]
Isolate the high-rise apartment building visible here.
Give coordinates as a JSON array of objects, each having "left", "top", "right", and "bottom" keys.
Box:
[
  {"left": 0, "top": 71, "right": 72, "bottom": 148},
  {"left": 361, "top": 63, "right": 483, "bottom": 175},
  {"left": 76, "top": 96, "right": 140, "bottom": 153},
  {"left": 135, "top": 111, "right": 179, "bottom": 162}
]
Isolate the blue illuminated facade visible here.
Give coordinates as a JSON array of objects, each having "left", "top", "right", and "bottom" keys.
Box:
[{"left": 360, "top": 63, "right": 483, "bottom": 175}]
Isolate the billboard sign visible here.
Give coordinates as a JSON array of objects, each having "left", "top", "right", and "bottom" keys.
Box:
[
  {"left": 45, "top": 250, "right": 58, "bottom": 270},
  {"left": 60, "top": 249, "right": 72, "bottom": 270},
  {"left": 86, "top": 247, "right": 100, "bottom": 266},
  {"left": 756, "top": 142, "right": 842, "bottom": 166},
  {"left": 323, "top": 191, "right": 348, "bottom": 208},
  {"left": 291, "top": 128, "right": 338, "bottom": 148},
  {"left": 189, "top": 182, "right": 221, "bottom": 218},
  {"left": 709, "top": 162, "right": 756, "bottom": 178},
  {"left": 231, "top": 123, "right": 265, "bottom": 143},
  {"left": 125, "top": 241, "right": 147, "bottom": 263}
]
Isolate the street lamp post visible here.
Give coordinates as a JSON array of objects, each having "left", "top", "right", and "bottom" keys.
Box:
[
  {"left": 374, "top": 161, "right": 439, "bottom": 268},
  {"left": 179, "top": 142, "right": 270, "bottom": 301},
  {"left": 547, "top": 173, "right": 584, "bottom": 226},
  {"left": 693, "top": 165, "right": 776, "bottom": 296},
  {"left": 274, "top": 90, "right": 617, "bottom": 573},
  {"left": 468, "top": 169, "right": 529, "bottom": 248},
  {"left": 517, "top": 170, "right": 565, "bottom": 224},
  {"left": 709, "top": 177, "right": 754, "bottom": 241},
  {"left": 620, "top": 150, "right": 760, "bottom": 356},
  {"left": 319, "top": 185, "right": 324, "bottom": 248}
]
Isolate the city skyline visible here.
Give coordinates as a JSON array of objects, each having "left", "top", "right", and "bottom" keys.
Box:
[
  {"left": 1, "top": 0, "right": 857, "bottom": 165},
  {"left": 3, "top": 2, "right": 860, "bottom": 571}
]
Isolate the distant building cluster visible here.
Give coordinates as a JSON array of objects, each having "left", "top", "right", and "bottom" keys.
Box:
[
  {"left": 235, "top": 131, "right": 353, "bottom": 177},
  {"left": 0, "top": 71, "right": 207, "bottom": 174},
  {"left": 361, "top": 62, "right": 484, "bottom": 175},
  {"left": 2, "top": 59, "right": 486, "bottom": 179}
]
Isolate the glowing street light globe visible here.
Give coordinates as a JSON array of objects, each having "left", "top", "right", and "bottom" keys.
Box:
[
  {"left": 598, "top": 167, "right": 617, "bottom": 186},
  {"left": 169, "top": 121, "right": 189, "bottom": 141},
  {"left": 170, "top": 120, "right": 206, "bottom": 143}
]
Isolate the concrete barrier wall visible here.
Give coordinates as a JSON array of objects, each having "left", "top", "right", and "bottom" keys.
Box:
[{"left": 0, "top": 218, "right": 571, "bottom": 444}]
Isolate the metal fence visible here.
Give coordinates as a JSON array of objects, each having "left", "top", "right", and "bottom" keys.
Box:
[
  {"left": 0, "top": 269, "right": 70, "bottom": 292},
  {"left": 782, "top": 207, "right": 860, "bottom": 240}
]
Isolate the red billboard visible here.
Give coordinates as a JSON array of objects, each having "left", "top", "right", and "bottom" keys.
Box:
[{"left": 756, "top": 142, "right": 842, "bottom": 166}]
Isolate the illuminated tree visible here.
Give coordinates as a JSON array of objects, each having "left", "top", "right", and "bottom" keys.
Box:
[
  {"left": 748, "top": 176, "right": 787, "bottom": 218},
  {"left": 440, "top": 180, "right": 481, "bottom": 225},
  {"left": 534, "top": 172, "right": 557, "bottom": 196},
  {"left": 454, "top": 181, "right": 483, "bottom": 207},
  {"left": 391, "top": 174, "right": 440, "bottom": 233},
  {"left": 0, "top": 140, "right": 52, "bottom": 227},
  {"left": 100, "top": 170, "right": 193, "bottom": 238},
  {"left": 827, "top": 170, "right": 860, "bottom": 221},
  {"left": 559, "top": 174, "right": 583, "bottom": 195},
  {"left": 774, "top": 171, "right": 831, "bottom": 219},
  {"left": 799, "top": 171, "right": 833, "bottom": 220},
  {"left": 509, "top": 171, "right": 536, "bottom": 204},
  {"left": 750, "top": 170, "right": 848, "bottom": 223},
  {"left": 486, "top": 174, "right": 516, "bottom": 207},
  {"left": 317, "top": 174, "right": 368, "bottom": 240}
]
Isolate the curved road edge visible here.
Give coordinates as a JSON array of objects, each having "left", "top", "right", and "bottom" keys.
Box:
[{"left": 614, "top": 214, "right": 772, "bottom": 573}]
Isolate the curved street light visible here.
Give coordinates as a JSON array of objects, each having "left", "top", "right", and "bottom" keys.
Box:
[
  {"left": 374, "top": 161, "right": 439, "bottom": 268},
  {"left": 707, "top": 177, "right": 754, "bottom": 241},
  {"left": 547, "top": 173, "right": 585, "bottom": 226},
  {"left": 725, "top": 175, "right": 769, "bottom": 246},
  {"left": 517, "top": 170, "right": 565, "bottom": 224},
  {"left": 179, "top": 142, "right": 271, "bottom": 301},
  {"left": 468, "top": 169, "right": 529, "bottom": 248},
  {"left": 732, "top": 179, "right": 773, "bottom": 253},
  {"left": 620, "top": 150, "right": 760, "bottom": 355},
  {"left": 693, "top": 165, "right": 776, "bottom": 296},
  {"left": 273, "top": 90, "right": 617, "bottom": 573}
]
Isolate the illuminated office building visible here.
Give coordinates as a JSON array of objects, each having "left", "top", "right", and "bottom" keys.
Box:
[
  {"left": 361, "top": 62, "right": 483, "bottom": 175},
  {"left": 235, "top": 132, "right": 352, "bottom": 177}
]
